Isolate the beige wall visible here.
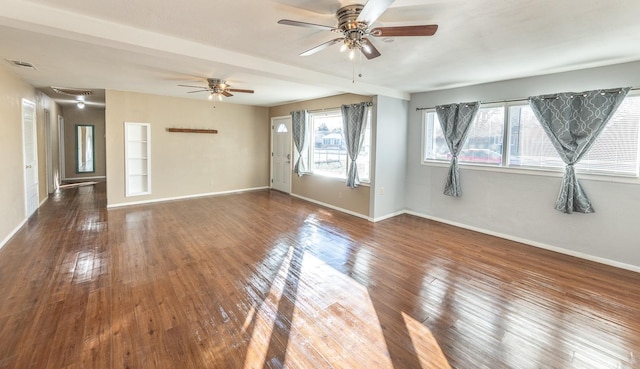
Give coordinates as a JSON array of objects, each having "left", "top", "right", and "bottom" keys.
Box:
[
  {"left": 0, "top": 64, "right": 36, "bottom": 244},
  {"left": 63, "top": 106, "right": 106, "bottom": 179},
  {"left": 105, "top": 90, "right": 270, "bottom": 206},
  {"left": 269, "top": 94, "right": 372, "bottom": 217}
]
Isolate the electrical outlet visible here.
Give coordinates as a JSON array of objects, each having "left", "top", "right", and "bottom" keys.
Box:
[
  {"left": 380, "top": 187, "right": 385, "bottom": 195},
  {"left": 338, "top": 192, "right": 342, "bottom": 199}
]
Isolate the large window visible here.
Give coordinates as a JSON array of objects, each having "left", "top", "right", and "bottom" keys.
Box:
[
  {"left": 309, "top": 108, "right": 371, "bottom": 182},
  {"left": 423, "top": 95, "right": 640, "bottom": 177}
]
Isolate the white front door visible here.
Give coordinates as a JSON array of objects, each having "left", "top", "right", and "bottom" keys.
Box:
[
  {"left": 271, "top": 116, "right": 292, "bottom": 193},
  {"left": 22, "top": 99, "right": 39, "bottom": 217}
]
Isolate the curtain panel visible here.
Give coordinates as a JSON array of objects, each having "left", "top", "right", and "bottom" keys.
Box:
[
  {"left": 291, "top": 110, "right": 309, "bottom": 177},
  {"left": 436, "top": 101, "right": 481, "bottom": 197},
  {"left": 528, "top": 87, "right": 630, "bottom": 213},
  {"left": 341, "top": 102, "right": 369, "bottom": 188}
]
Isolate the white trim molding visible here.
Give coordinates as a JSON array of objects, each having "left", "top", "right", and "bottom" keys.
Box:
[
  {"left": 371, "top": 210, "right": 406, "bottom": 223},
  {"left": 405, "top": 210, "right": 640, "bottom": 274},
  {"left": 64, "top": 176, "right": 107, "bottom": 181},
  {"left": 0, "top": 219, "right": 28, "bottom": 251},
  {"left": 290, "top": 193, "right": 371, "bottom": 221},
  {"left": 107, "top": 186, "right": 269, "bottom": 209}
]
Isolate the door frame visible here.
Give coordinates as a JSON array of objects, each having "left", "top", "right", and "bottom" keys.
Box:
[
  {"left": 270, "top": 115, "right": 292, "bottom": 194},
  {"left": 21, "top": 98, "right": 38, "bottom": 217},
  {"left": 44, "top": 108, "right": 56, "bottom": 193},
  {"left": 58, "top": 115, "right": 65, "bottom": 182}
]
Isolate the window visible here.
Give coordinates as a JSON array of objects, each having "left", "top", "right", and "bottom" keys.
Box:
[
  {"left": 308, "top": 108, "right": 371, "bottom": 182},
  {"left": 423, "top": 105, "right": 505, "bottom": 165},
  {"left": 423, "top": 95, "right": 640, "bottom": 177}
]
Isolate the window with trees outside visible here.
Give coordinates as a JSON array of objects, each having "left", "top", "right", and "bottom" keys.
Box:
[
  {"left": 423, "top": 95, "right": 640, "bottom": 177},
  {"left": 309, "top": 109, "right": 371, "bottom": 182}
]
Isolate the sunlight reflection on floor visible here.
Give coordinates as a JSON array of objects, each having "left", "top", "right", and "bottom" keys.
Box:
[{"left": 242, "top": 246, "right": 451, "bottom": 369}]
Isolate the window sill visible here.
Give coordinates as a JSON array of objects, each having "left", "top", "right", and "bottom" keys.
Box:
[{"left": 420, "top": 160, "right": 640, "bottom": 185}]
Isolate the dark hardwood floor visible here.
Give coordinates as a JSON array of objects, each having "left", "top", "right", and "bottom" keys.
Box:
[{"left": 1, "top": 182, "right": 639, "bottom": 369}]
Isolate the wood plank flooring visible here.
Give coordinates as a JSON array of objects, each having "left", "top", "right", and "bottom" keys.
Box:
[{"left": 1, "top": 182, "right": 640, "bottom": 368}]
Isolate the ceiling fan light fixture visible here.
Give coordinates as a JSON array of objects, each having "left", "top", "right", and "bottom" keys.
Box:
[
  {"left": 340, "top": 43, "right": 348, "bottom": 52},
  {"left": 349, "top": 49, "right": 355, "bottom": 60},
  {"left": 77, "top": 101, "right": 85, "bottom": 109}
]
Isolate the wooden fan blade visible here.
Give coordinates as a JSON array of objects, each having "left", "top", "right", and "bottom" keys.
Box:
[
  {"left": 178, "top": 84, "right": 207, "bottom": 88},
  {"left": 357, "top": 0, "right": 395, "bottom": 25},
  {"left": 187, "top": 90, "right": 209, "bottom": 93},
  {"left": 300, "top": 38, "right": 344, "bottom": 56},
  {"left": 278, "top": 19, "right": 336, "bottom": 31},
  {"left": 361, "top": 38, "right": 381, "bottom": 59},
  {"left": 221, "top": 91, "right": 233, "bottom": 97},
  {"left": 371, "top": 25, "right": 438, "bottom": 37},
  {"left": 228, "top": 88, "right": 254, "bottom": 94}
]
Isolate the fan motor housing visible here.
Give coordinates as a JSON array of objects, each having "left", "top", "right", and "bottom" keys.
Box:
[{"left": 336, "top": 4, "right": 365, "bottom": 31}]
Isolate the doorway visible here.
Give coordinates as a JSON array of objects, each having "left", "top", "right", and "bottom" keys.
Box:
[{"left": 270, "top": 116, "right": 292, "bottom": 194}]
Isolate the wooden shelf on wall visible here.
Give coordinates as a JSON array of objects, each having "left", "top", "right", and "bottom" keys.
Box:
[{"left": 167, "top": 128, "right": 218, "bottom": 134}]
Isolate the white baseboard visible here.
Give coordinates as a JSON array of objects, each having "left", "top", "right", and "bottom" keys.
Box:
[
  {"left": 405, "top": 210, "right": 640, "bottom": 274},
  {"left": 290, "top": 193, "right": 371, "bottom": 221},
  {"left": 63, "top": 176, "right": 106, "bottom": 181},
  {"left": 107, "top": 186, "right": 270, "bottom": 209},
  {"left": 372, "top": 210, "right": 406, "bottom": 223},
  {"left": 0, "top": 218, "right": 27, "bottom": 251}
]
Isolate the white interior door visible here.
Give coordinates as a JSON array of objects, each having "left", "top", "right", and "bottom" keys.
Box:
[
  {"left": 22, "top": 99, "right": 39, "bottom": 217},
  {"left": 58, "top": 115, "right": 65, "bottom": 181},
  {"left": 271, "top": 116, "right": 292, "bottom": 193},
  {"left": 44, "top": 109, "right": 55, "bottom": 193}
]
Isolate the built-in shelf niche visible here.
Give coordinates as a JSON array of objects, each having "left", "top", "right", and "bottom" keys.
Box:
[{"left": 125, "top": 122, "right": 151, "bottom": 197}]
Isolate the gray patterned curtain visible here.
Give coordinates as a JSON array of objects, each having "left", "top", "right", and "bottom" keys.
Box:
[
  {"left": 341, "top": 102, "right": 369, "bottom": 188},
  {"left": 529, "top": 87, "right": 629, "bottom": 214},
  {"left": 291, "top": 110, "right": 309, "bottom": 177},
  {"left": 436, "top": 102, "right": 481, "bottom": 197}
]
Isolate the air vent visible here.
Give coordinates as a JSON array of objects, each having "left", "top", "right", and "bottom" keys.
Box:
[
  {"left": 5, "top": 59, "right": 37, "bottom": 70},
  {"left": 51, "top": 87, "right": 94, "bottom": 97}
]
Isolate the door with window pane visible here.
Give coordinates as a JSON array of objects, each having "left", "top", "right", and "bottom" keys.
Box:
[{"left": 271, "top": 116, "right": 292, "bottom": 193}]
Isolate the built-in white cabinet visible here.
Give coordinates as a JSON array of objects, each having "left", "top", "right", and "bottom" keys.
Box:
[{"left": 125, "top": 122, "right": 151, "bottom": 197}]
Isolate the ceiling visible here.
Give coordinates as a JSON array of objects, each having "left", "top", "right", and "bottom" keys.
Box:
[{"left": 2, "top": 0, "right": 640, "bottom": 108}]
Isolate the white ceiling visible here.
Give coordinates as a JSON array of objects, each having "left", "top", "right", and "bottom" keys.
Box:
[{"left": 2, "top": 0, "right": 640, "bottom": 107}]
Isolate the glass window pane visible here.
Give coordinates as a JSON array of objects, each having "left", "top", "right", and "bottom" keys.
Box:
[
  {"left": 460, "top": 106, "right": 504, "bottom": 165},
  {"left": 508, "top": 105, "right": 564, "bottom": 169},
  {"left": 423, "top": 112, "right": 450, "bottom": 161},
  {"left": 508, "top": 96, "right": 640, "bottom": 176},
  {"left": 423, "top": 107, "right": 504, "bottom": 166},
  {"left": 578, "top": 96, "right": 640, "bottom": 175},
  {"left": 311, "top": 112, "right": 348, "bottom": 179},
  {"left": 356, "top": 109, "right": 372, "bottom": 182}
]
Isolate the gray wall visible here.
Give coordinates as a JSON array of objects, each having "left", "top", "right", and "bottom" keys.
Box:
[
  {"left": 406, "top": 60, "right": 640, "bottom": 270},
  {"left": 370, "top": 95, "right": 408, "bottom": 220},
  {"left": 63, "top": 106, "right": 106, "bottom": 180}
]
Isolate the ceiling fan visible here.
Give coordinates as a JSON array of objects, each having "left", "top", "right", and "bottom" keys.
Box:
[
  {"left": 178, "top": 78, "right": 255, "bottom": 100},
  {"left": 278, "top": 0, "right": 438, "bottom": 60}
]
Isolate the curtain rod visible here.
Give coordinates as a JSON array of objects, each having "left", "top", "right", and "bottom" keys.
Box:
[
  {"left": 303, "top": 101, "right": 373, "bottom": 114},
  {"left": 415, "top": 87, "right": 639, "bottom": 111}
]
